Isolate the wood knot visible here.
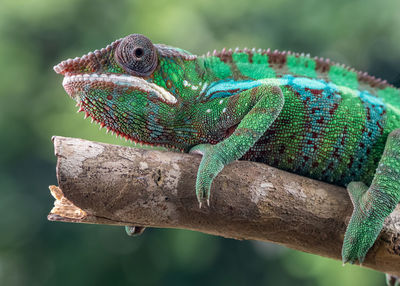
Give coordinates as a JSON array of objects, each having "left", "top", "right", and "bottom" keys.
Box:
[
  {"left": 392, "top": 234, "right": 400, "bottom": 256},
  {"left": 153, "top": 169, "right": 164, "bottom": 186}
]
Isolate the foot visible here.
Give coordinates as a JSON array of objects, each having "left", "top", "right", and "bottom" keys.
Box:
[
  {"left": 342, "top": 182, "right": 384, "bottom": 264},
  {"left": 386, "top": 274, "right": 400, "bottom": 286},
  {"left": 190, "top": 143, "right": 225, "bottom": 207}
]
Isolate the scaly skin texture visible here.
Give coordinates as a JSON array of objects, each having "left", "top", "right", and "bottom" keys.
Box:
[{"left": 54, "top": 34, "right": 400, "bottom": 279}]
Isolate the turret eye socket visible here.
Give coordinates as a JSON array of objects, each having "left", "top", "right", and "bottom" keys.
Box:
[{"left": 115, "top": 34, "right": 158, "bottom": 77}]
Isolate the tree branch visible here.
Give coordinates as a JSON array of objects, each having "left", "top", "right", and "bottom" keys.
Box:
[{"left": 48, "top": 136, "right": 400, "bottom": 276}]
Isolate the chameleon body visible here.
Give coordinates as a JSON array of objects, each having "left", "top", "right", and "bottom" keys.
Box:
[{"left": 54, "top": 34, "right": 400, "bottom": 276}]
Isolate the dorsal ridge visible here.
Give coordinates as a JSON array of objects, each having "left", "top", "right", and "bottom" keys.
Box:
[{"left": 201, "top": 47, "right": 394, "bottom": 90}]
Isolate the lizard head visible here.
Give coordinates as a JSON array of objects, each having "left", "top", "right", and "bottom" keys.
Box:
[{"left": 54, "top": 34, "right": 205, "bottom": 150}]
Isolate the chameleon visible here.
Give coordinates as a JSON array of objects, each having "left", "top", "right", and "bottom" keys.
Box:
[{"left": 54, "top": 33, "right": 400, "bottom": 282}]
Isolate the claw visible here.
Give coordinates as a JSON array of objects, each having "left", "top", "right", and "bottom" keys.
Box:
[
  {"left": 125, "top": 226, "right": 146, "bottom": 236},
  {"left": 190, "top": 143, "right": 225, "bottom": 210},
  {"left": 342, "top": 251, "right": 365, "bottom": 265},
  {"left": 386, "top": 274, "right": 400, "bottom": 286}
]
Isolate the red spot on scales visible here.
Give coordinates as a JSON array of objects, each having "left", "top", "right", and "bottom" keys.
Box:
[
  {"left": 347, "top": 157, "right": 354, "bottom": 168},
  {"left": 329, "top": 103, "right": 339, "bottom": 115},
  {"left": 341, "top": 127, "right": 348, "bottom": 145},
  {"left": 366, "top": 107, "right": 371, "bottom": 120},
  {"left": 332, "top": 147, "right": 340, "bottom": 158},
  {"left": 268, "top": 50, "right": 287, "bottom": 67},
  {"left": 304, "top": 88, "right": 323, "bottom": 95},
  {"left": 224, "top": 124, "right": 238, "bottom": 139}
]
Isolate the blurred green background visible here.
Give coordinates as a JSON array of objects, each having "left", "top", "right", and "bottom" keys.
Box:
[{"left": 1, "top": 0, "right": 400, "bottom": 285}]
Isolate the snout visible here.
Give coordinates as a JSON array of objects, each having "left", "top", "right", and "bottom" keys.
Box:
[{"left": 53, "top": 38, "right": 122, "bottom": 76}]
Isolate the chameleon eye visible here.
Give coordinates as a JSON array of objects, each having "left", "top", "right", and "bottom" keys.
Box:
[{"left": 115, "top": 34, "right": 158, "bottom": 77}]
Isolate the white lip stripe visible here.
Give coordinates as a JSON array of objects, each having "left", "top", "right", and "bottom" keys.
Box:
[{"left": 62, "top": 73, "right": 177, "bottom": 104}]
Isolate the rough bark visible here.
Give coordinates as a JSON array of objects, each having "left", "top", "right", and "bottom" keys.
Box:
[{"left": 48, "top": 136, "right": 400, "bottom": 276}]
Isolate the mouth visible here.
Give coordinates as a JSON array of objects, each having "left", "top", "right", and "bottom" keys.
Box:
[
  {"left": 54, "top": 70, "right": 181, "bottom": 148},
  {"left": 59, "top": 73, "right": 177, "bottom": 104}
]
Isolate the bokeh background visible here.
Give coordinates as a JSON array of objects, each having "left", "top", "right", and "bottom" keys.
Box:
[{"left": 2, "top": 0, "right": 400, "bottom": 285}]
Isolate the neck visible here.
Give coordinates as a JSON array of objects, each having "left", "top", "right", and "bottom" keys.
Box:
[{"left": 127, "top": 106, "right": 204, "bottom": 151}]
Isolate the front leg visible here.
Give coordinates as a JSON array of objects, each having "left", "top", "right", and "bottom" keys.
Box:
[{"left": 190, "top": 85, "right": 284, "bottom": 206}]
